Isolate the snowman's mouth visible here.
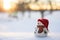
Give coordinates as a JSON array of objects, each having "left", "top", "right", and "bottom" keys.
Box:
[
  {"left": 37, "top": 25, "right": 45, "bottom": 33},
  {"left": 38, "top": 27, "right": 43, "bottom": 33}
]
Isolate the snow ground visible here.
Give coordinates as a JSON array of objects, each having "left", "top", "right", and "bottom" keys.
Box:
[
  {"left": 0, "top": 11, "right": 60, "bottom": 40},
  {"left": 0, "top": 32, "right": 60, "bottom": 40}
]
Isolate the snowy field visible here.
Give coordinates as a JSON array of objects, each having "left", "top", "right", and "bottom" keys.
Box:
[{"left": 0, "top": 11, "right": 60, "bottom": 40}]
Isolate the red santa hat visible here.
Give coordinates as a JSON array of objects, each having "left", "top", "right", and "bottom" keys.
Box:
[{"left": 37, "top": 18, "right": 49, "bottom": 30}]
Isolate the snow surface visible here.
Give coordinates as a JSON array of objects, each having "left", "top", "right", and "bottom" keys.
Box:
[{"left": 0, "top": 11, "right": 60, "bottom": 40}]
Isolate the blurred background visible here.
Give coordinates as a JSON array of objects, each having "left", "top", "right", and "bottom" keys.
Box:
[
  {"left": 0, "top": 0, "right": 60, "bottom": 18},
  {"left": 0, "top": 0, "right": 60, "bottom": 12}
]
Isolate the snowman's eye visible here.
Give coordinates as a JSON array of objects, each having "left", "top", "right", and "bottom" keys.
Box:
[{"left": 38, "top": 23, "right": 39, "bottom": 24}]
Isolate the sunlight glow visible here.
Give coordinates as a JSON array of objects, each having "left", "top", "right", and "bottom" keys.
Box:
[
  {"left": 3, "top": 0, "right": 11, "bottom": 10},
  {"left": 3, "top": 0, "right": 18, "bottom": 11}
]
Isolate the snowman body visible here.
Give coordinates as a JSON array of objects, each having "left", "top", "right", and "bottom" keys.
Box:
[{"left": 34, "top": 26, "right": 48, "bottom": 37}]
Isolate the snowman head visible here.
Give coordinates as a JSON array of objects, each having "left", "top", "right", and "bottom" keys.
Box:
[{"left": 37, "top": 19, "right": 49, "bottom": 30}]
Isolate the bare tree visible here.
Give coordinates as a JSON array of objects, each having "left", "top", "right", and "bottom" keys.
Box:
[
  {"left": 17, "top": 1, "right": 25, "bottom": 18},
  {"left": 48, "top": 0, "right": 53, "bottom": 14}
]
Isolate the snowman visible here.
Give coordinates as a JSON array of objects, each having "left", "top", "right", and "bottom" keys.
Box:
[{"left": 34, "top": 19, "right": 49, "bottom": 37}]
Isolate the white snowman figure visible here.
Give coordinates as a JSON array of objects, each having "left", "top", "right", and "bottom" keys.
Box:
[{"left": 34, "top": 18, "right": 49, "bottom": 37}]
